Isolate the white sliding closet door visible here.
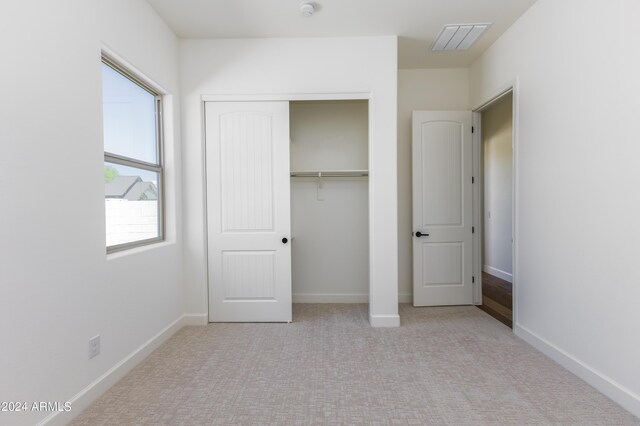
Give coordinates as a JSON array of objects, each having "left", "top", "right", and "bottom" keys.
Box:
[{"left": 205, "top": 102, "right": 292, "bottom": 322}]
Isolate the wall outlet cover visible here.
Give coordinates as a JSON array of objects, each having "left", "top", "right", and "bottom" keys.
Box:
[{"left": 89, "top": 335, "right": 100, "bottom": 359}]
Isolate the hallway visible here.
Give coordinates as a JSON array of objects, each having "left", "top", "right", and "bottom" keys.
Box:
[{"left": 477, "top": 272, "right": 513, "bottom": 328}]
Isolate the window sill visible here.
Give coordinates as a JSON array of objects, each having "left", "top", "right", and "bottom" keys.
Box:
[{"left": 106, "top": 239, "right": 175, "bottom": 261}]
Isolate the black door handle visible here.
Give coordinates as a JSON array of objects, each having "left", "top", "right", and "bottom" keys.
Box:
[
  {"left": 415, "top": 231, "right": 429, "bottom": 237},
  {"left": 282, "top": 237, "right": 288, "bottom": 244}
]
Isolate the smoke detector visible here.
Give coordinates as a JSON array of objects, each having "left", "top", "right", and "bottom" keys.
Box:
[{"left": 300, "top": 2, "right": 315, "bottom": 17}]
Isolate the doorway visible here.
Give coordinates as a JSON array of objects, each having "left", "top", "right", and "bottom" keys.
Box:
[
  {"left": 476, "top": 92, "right": 514, "bottom": 327},
  {"left": 289, "top": 100, "right": 370, "bottom": 304},
  {"left": 204, "top": 96, "right": 372, "bottom": 323}
]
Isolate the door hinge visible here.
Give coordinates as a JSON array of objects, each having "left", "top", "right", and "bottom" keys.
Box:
[
  {"left": 472, "top": 226, "right": 475, "bottom": 234},
  {"left": 472, "top": 176, "right": 475, "bottom": 184},
  {"left": 472, "top": 276, "right": 475, "bottom": 283},
  {"left": 472, "top": 126, "right": 475, "bottom": 134}
]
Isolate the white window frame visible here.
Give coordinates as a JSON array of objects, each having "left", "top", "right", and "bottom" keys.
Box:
[{"left": 102, "top": 54, "right": 165, "bottom": 253}]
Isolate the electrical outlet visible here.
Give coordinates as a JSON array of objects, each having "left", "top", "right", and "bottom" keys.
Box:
[{"left": 89, "top": 335, "right": 100, "bottom": 359}]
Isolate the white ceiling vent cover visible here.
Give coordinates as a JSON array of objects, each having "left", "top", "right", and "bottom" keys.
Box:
[{"left": 432, "top": 23, "right": 491, "bottom": 51}]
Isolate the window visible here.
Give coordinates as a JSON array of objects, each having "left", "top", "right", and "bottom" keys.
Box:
[{"left": 102, "top": 55, "right": 164, "bottom": 252}]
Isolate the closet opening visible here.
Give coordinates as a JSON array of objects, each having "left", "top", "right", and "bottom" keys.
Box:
[{"left": 289, "top": 100, "right": 370, "bottom": 310}]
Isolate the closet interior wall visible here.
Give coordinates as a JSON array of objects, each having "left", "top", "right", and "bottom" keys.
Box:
[{"left": 290, "top": 100, "right": 369, "bottom": 303}]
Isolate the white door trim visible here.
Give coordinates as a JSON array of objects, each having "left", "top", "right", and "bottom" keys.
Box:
[
  {"left": 472, "top": 78, "right": 519, "bottom": 327},
  {"left": 202, "top": 93, "right": 372, "bottom": 102}
]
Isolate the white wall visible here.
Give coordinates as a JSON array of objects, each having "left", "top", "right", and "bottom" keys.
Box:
[
  {"left": 397, "top": 69, "right": 470, "bottom": 301},
  {"left": 470, "top": 0, "right": 640, "bottom": 416},
  {"left": 0, "top": 1, "right": 183, "bottom": 424},
  {"left": 290, "top": 101, "right": 369, "bottom": 302},
  {"left": 482, "top": 94, "right": 513, "bottom": 282},
  {"left": 180, "top": 37, "right": 399, "bottom": 326}
]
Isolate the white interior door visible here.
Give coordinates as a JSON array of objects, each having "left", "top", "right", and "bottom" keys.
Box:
[
  {"left": 412, "top": 111, "right": 473, "bottom": 306},
  {"left": 205, "top": 101, "right": 292, "bottom": 322}
]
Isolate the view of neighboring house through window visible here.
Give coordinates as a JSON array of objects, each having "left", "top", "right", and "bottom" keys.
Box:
[{"left": 102, "top": 56, "right": 163, "bottom": 252}]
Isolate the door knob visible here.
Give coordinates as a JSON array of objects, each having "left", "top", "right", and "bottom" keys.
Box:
[
  {"left": 282, "top": 237, "right": 288, "bottom": 244},
  {"left": 415, "top": 231, "right": 429, "bottom": 237}
]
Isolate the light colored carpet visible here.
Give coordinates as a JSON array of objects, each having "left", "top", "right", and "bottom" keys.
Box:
[{"left": 72, "top": 304, "right": 638, "bottom": 425}]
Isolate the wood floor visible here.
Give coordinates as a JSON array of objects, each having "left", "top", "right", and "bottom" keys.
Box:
[{"left": 477, "top": 271, "right": 513, "bottom": 328}]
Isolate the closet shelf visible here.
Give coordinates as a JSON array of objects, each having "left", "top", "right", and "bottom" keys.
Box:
[{"left": 290, "top": 170, "right": 368, "bottom": 177}]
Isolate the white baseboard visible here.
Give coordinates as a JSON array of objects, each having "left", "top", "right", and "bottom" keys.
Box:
[
  {"left": 398, "top": 293, "right": 412, "bottom": 304},
  {"left": 182, "top": 313, "right": 208, "bottom": 325},
  {"left": 40, "top": 314, "right": 198, "bottom": 425},
  {"left": 515, "top": 323, "right": 640, "bottom": 418},
  {"left": 369, "top": 313, "right": 400, "bottom": 327},
  {"left": 483, "top": 265, "right": 513, "bottom": 283},
  {"left": 293, "top": 293, "right": 369, "bottom": 303},
  {"left": 293, "top": 293, "right": 413, "bottom": 304}
]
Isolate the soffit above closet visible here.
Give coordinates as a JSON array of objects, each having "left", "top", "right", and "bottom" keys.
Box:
[{"left": 146, "top": 0, "right": 537, "bottom": 69}]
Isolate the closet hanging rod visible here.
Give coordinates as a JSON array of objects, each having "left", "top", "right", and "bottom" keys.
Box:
[{"left": 290, "top": 170, "right": 369, "bottom": 178}]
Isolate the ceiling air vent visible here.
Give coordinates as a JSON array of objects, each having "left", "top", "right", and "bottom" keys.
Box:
[{"left": 432, "top": 23, "right": 491, "bottom": 51}]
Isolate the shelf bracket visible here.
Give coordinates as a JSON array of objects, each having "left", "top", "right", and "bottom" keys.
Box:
[{"left": 316, "top": 172, "right": 324, "bottom": 201}]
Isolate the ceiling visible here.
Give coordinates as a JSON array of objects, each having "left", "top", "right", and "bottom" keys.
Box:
[{"left": 146, "top": 0, "right": 537, "bottom": 69}]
